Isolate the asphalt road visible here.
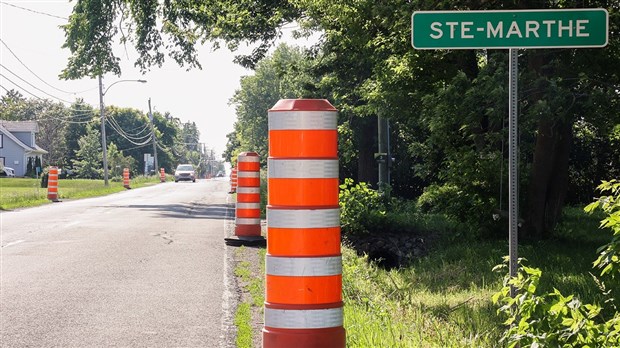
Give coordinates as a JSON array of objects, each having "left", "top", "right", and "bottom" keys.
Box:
[{"left": 0, "top": 178, "right": 237, "bottom": 347}]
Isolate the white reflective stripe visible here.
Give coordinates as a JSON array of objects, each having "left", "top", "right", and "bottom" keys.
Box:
[
  {"left": 267, "top": 256, "right": 341, "bottom": 276},
  {"left": 268, "top": 110, "right": 337, "bottom": 130},
  {"left": 47, "top": 185, "right": 58, "bottom": 189},
  {"left": 236, "top": 218, "right": 261, "bottom": 225},
  {"left": 237, "top": 203, "right": 261, "bottom": 209},
  {"left": 238, "top": 156, "right": 260, "bottom": 162},
  {"left": 237, "top": 171, "right": 260, "bottom": 178},
  {"left": 237, "top": 187, "right": 260, "bottom": 194},
  {"left": 268, "top": 159, "right": 338, "bottom": 179},
  {"left": 267, "top": 208, "right": 339, "bottom": 228},
  {"left": 264, "top": 307, "right": 343, "bottom": 329}
]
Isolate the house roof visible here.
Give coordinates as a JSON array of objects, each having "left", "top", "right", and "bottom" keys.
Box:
[
  {"left": 0, "top": 120, "right": 39, "bottom": 132},
  {"left": 0, "top": 123, "right": 48, "bottom": 155}
]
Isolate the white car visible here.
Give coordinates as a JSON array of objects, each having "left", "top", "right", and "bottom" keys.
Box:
[
  {"left": 174, "top": 164, "right": 196, "bottom": 182},
  {"left": 0, "top": 167, "right": 15, "bottom": 177}
]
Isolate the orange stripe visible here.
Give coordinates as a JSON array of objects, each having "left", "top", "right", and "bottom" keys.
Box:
[
  {"left": 268, "top": 178, "right": 339, "bottom": 207},
  {"left": 269, "top": 130, "right": 337, "bottom": 158},
  {"left": 238, "top": 162, "right": 260, "bottom": 171},
  {"left": 237, "top": 193, "right": 260, "bottom": 203},
  {"left": 266, "top": 275, "right": 342, "bottom": 304},
  {"left": 237, "top": 209, "right": 261, "bottom": 218},
  {"left": 47, "top": 188, "right": 58, "bottom": 193},
  {"left": 267, "top": 227, "right": 341, "bottom": 256},
  {"left": 238, "top": 177, "right": 260, "bottom": 187}
]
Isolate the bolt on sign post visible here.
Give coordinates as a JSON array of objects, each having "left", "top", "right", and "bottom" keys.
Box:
[
  {"left": 412, "top": 8, "right": 609, "bottom": 297},
  {"left": 264, "top": 99, "right": 345, "bottom": 347},
  {"left": 47, "top": 166, "right": 59, "bottom": 202},
  {"left": 229, "top": 167, "right": 238, "bottom": 194},
  {"left": 123, "top": 168, "right": 130, "bottom": 189},
  {"left": 160, "top": 168, "right": 166, "bottom": 182}
]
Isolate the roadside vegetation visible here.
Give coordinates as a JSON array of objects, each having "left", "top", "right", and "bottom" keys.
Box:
[
  {"left": 0, "top": 176, "right": 164, "bottom": 210},
  {"left": 233, "top": 246, "right": 266, "bottom": 348}
]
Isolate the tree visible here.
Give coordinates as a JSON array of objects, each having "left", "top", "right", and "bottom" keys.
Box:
[
  {"left": 107, "top": 142, "right": 136, "bottom": 177},
  {"left": 61, "top": 0, "right": 620, "bottom": 240},
  {"left": 74, "top": 124, "right": 102, "bottom": 179},
  {"left": 227, "top": 44, "right": 318, "bottom": 166}
]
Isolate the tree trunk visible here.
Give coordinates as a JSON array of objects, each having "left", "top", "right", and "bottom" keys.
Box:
[
  {"left": 525, "top": 119, "right": 572, "bottom": 240},
  {"left": 356, "top": 116, "right": 378, "bottom": 187}
]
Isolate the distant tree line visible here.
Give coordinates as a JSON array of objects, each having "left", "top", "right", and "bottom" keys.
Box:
[{"left": 0, "top": 91, "right": 219, "bottom": 178}]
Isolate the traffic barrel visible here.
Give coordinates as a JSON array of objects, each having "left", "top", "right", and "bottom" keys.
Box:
[
  {"left": 235, "top": 152, "right": 261, "bottom": 237},
  {"left": 264, "top": 99, "right": 345, "bottom": 347},
  {"left": 47, "top": 166, "right": 59, "bottom": 202},
  {"left": 123, "top": 168, "right": 130, "bottom": 189},
  {"left": 160, "top": 168, "right": 166, "bottom": 182},
  {"left": 229, "top": 167, "right": 238, "bottom": 193}
]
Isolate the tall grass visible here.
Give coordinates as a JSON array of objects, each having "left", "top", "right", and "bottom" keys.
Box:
[
  {"left": 0, "top": 176, "right": 161, "bottom": 210},
  {"left": 340, "top": 207, "right": 617, "bottom": 347}
]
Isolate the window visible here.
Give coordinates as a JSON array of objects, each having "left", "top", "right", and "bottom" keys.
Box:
[{"left": 0, "top": 134, "right": 3, "bottom": 148}]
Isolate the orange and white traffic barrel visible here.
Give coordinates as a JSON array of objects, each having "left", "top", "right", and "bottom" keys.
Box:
[
  {"left": 160, "top": 168, "right": 166, "bottom": 182},
  {"left": 123, "top": 168, "right": 130, "bottom": 189},
  {"left": 47, "top": 166, "right": 59, "bottom": 202},
  {"left": 235, "top": 152, "right": 261, "bottom": 237},
  {"left": 229, "top": 167, "right": 238, "bottom": 193},
  {"left": 264, "top": 99, "right": 345, "bottom": 347}
]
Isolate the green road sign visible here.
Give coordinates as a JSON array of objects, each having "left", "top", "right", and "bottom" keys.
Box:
[{"left": 412, "top": 9, "right": 608, "bottom": 49}]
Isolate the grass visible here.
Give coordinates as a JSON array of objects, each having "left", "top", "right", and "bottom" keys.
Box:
[
  {"left": 234, "top": 205, "right": 618, "bottom": 347},
  {"left": 0, "top": 176, "right": 163, "bottom": 210},
  {"left": 234, "top": 303, "right": 252, "bottom": 348},
  {"left": 233, "top": 247, "right": 266, "bottom": 348},
  {"left": 340, "top": 206, "right": 619, "bottom": 347}
]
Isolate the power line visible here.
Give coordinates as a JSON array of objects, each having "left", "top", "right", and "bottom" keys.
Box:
[
  {"left": 105, "top": 118, "right": 153, "bottom": 146},
  {"left": 0, "top": 39, "right": 97, "bottom": 95},
  {"left": 0, "top": 67, "right": 74, "bottom": 103},
  {"left": 0, "top": 1, "right": 68, "bottom": 20},
  {"left": 0, "top": 73, "right": 48, "bottom": 101}
]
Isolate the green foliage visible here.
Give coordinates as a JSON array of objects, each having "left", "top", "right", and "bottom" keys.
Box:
[
  {"left": 339, "top": 178, "right": 387, "bottom": 236},
  {"left": 106, "top": 142, "right": 136, "bottom": 178},
  {"left": 493, "top": 180, "right": 620, "bottom": 347},
  {"left": 225, "top": 44, "right": 318, "bottom": 165},
  {"left": 73, "top": 124, "right": 103, "bottom": 179},
  {"left": 493, "top": 258, "right": 620, "bottom": 348},
  {"left": 585, "top": 180, "right": 620, "bottom": 279}
]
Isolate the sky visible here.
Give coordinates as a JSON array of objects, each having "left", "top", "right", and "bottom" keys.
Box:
[{"left": 0, "top": 0, "right": 317, "bottom": 158}]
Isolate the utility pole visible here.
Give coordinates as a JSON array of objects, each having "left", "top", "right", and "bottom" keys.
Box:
[
  {"left": 148, "top": 98, "right": 158, "bottom": 174},
  {"left": 376, "top": 116, "right": 390, "bottom": 196},
  {"left": 98, "top": 75, "right": 109, "bottom": 186}
]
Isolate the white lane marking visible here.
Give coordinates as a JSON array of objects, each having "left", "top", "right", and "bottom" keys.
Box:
[
  {"left": 3, "top": 240, "right": 26, "bottom": 248},
  {"left": 65, "top": 220, "right": 81, "bottom": 228}
]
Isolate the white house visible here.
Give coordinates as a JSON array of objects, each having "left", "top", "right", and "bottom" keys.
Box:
[{"left": 0, "top": 121, "right": 48, "bottom": 177}]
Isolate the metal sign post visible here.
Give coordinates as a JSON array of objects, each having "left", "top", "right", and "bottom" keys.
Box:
[{"left": 508, "top": 49, "right": 518, "bottom": 297}]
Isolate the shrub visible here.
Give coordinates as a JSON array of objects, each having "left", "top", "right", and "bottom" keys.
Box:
[
  {"left": 492, "top": 180, "right": 620, "bottom": 347},
  {"left": 339, "top": 178, "right": 387, "bottom": 236}
]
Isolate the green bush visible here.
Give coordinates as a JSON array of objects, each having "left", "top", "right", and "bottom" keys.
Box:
[
  {"left": 417, "top": 183, "right": 498, "bottom": 237},
  {"left": 339, "top": 178, "right": 387, "bottom": 236},
  {"left": 493, "top": 180, "right": 620, "bottom": 348}
]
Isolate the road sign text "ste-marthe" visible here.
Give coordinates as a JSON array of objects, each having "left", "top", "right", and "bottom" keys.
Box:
[{"left": 412, "top": 9, "right": 608, "bottom": 49}]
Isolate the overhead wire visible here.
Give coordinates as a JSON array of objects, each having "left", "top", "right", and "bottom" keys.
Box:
[
  {"left": 0, "top": 69, "right": 73, "bottom": 104},
  {"left": 0, "top": 1, "right": 68, "bottom": 21},
  {"left": 0, "top": 39, "right": 96, "bottom": 95},
  {"left": 107, "top": 114, "right": 151, "bottom": 137},
  {"left": 106, "top": 115, "right": 153, "bottom": 141},
  {"left": 105, "top": 118, "right": 153, "bottom": 146}
]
